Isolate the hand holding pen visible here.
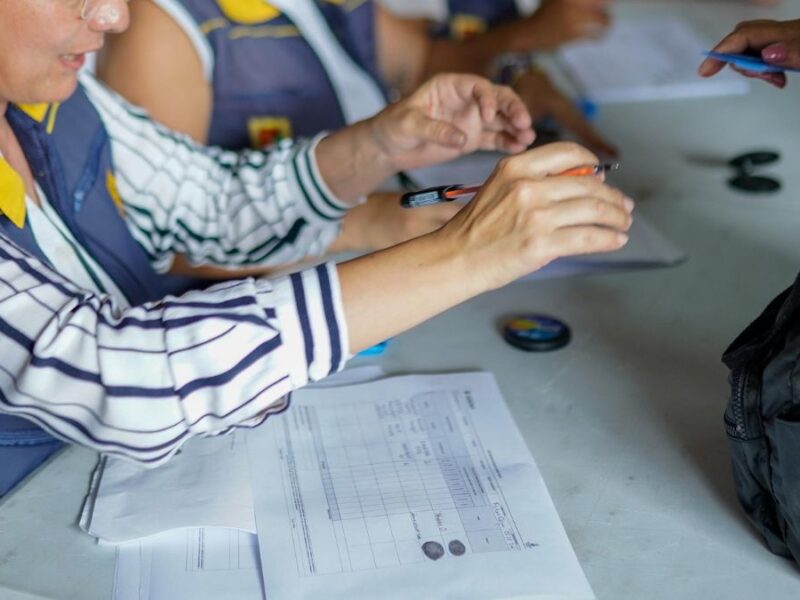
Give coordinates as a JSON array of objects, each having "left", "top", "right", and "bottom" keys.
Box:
[
  {"left": 699, "top": 19, "right": 800, "bottom": 89},
  {"left": 430, "top": 143, "right": 632, "bottom": 292},
  {"left": 401, "top": 162, "right": 619, "bottom": 208}
]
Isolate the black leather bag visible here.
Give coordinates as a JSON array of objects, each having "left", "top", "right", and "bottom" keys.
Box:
[{"left": 722, "top": 271, "right": 800, "bottom": 563}]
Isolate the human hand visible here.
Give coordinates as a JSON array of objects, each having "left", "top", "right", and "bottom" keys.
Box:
[
  {"left": 513, "top": 68, "right": 617, "bottom": 157},
  {"left": 367, "top": 73, "right": 535, "bottom": 172},
  {"left": 437, "top": 142, "right": 632, "bottom": 293},
  {"left": 510, "top": 0, "right": 612, "bottom": 51},
  {"left": 330, "top": 192, "right": 461, "bottom": 252},
  {"left": 698, "top": 19, "right": 800, "bottom": 88}
]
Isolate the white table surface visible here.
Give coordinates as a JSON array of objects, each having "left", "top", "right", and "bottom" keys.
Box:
[{"left": 2, "top": 1, "right": 800, "bottom": 598}]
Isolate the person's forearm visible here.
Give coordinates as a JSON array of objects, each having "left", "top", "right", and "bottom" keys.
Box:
[
  {"left": 421, "top": 23, "right": 548, "bottom": 82},
  {"left": 338, "top": 232, "right": 480, "bottom": 353},
  {"left": 314, "top": 119, "right": 396, "bottom": 203},
  {"left": 85, "top": 76, "right": 346, "bottom": 270},
  {"left": 420, "top": 39, "right": 496, "bottom": 81},
  {"left": 471, "top": 21, "right": 546, "bottom": 54},
  {"left": 0, "top": 232, "right": 346, "bottom": 464}
]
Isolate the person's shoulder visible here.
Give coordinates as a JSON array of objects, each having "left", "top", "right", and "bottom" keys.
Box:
[{"left": 134, "top": 0, "right": 216, "bottom": 81}]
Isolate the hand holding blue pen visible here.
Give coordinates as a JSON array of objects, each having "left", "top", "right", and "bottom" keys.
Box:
[
  {"left": 699, "top": 19, "right": 800, "bottom": 88},
  {"left": 702, "top": 52, "right": 792, "bottom": 74}
]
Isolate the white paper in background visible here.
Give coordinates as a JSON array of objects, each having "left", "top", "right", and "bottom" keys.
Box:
[
  {"left": 558, "top": 17, "right": 749, "bottom": 103},
  {"left": 113, "top": 528, "right": 263, "bottom": 600},
  {"left": 306, "top": 365, "right": 386, "bottom": 388},
  {"left": 246, "top": 372, "right": 595, "bottom": 600},
  {"left": 527, "top": 215, "right": 685, "bottom": 280},
  {"left": 408, "top": 151, "right": 499, "bottom": 190},
  {"left": 83, "top": 366, "right": 387, "bottom": 543},
  {"left": 411, "top": 153, "right": 685, "bottom": 279}
]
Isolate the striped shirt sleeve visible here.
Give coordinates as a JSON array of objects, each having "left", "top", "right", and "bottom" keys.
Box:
[
  {"left": 0, "top": 236, "right": 349, "bottom": 465},
  {"left": 80, "top": 74, "right": 351, "bottom": 274}
]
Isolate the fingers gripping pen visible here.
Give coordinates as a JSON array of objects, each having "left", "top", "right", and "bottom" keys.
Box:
[{"left": 400, "top": 163, "right": 618, "bottom": 208}]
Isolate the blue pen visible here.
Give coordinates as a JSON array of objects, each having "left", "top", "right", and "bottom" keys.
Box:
[{"left": 703, "top": 51, "right": 800, "bottom": 74}]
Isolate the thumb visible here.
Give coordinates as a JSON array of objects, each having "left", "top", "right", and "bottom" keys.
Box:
[
  {"left": 408, "top": 112, "right": 467, "bottom": 148},
  {"left": 762, "top": 42, "right": 800, "bottom": 69}
]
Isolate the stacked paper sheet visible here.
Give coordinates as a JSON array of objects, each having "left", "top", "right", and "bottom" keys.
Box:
[{"left": 82, "top": 370, "right": 596, "bottom": 600}]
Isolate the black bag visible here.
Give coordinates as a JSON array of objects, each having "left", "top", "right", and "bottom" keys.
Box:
[{"left": 722, "top": 271, "right": 800, "bottom": 563}]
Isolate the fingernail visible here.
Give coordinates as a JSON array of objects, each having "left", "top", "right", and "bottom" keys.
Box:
[
  {"left": 623, "top": 197, "right": 635, "bottom": 213},
  {"left": 698, "top": 62, "right": 713, "bottom": 76},
  {"left": 763, "top": 43, "right": 788, "bottom": 63},
  {"left": 771, "top": 74, "right": 788, "bottom": 89},
  {"left": 617, "top": 233, "right": 629, "bottom": 245}
]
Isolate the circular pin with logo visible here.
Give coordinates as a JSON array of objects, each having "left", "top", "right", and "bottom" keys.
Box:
[{"left": 502, "top": 315, "right": 571, "bottom": 352}]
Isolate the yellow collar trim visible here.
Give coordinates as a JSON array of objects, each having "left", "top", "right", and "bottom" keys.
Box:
[
  {"left": 0, "top": 158, "right": 26, "bottom": 229},
  {"left": 16, "top": 103, "right": 60, "bottom": 134},
  {"left": 18, "top": 103, "right": 49, "bottom": 123}
]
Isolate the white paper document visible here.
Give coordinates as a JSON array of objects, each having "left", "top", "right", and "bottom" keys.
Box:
[
  {"left": 558, "top": 17, "right": 749, "bottom": 103},
  {"left": 84, "top": 366, "right": 386, "bottom": 544},
  {"left": 246, "top": 372, "right": 595, "bottom": 600},
  {"left": 528, "top": 215, "right": 685, "bottom": 280},
  {"left": 81, "top": 433, "right": 256, "bottom": 542},
  {"left": 113, "top": 527, "right": 263, "bottom": 600}
]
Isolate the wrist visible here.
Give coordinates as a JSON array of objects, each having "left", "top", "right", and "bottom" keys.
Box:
[
  {"left": 361, "top": 116, "right": 401, "bottom": 177},
  {"left": 424, "top": 225, "right": 491, "bottom": 299},
  {"left": 398, "top": 229, "right": 485, "bottom": 305},
  {"left": 314, "top": 122, "right": 395, "bottom": 203}
]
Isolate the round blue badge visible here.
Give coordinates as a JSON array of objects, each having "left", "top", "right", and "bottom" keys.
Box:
[{"left": 502, "top": 315, "right": 571, "bottom": 352}]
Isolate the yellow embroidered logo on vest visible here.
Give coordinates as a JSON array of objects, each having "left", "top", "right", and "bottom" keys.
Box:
[
  {"left": 0, "top": 158, "right": 27, "bottom": 229},
  {"left": 216, "top": 0, "right": 281, "bottom": 25},
  {"left": 450, "top": 14, "right": 488, "bottom": 41},
  {"left": 106, "top": 170, "right": 125, "bottom": 218},
  {"left": 248, "top": 117, "right": 292, "bottom": 149}
]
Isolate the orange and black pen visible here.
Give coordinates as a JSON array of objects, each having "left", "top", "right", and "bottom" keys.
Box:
[{"left": 401, "top": 163, "right": 619, "bottom": 208}]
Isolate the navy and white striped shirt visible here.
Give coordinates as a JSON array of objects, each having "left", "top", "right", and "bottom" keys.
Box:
[{"left": 0, "top": 75, "right": 351, "bottom": 465}]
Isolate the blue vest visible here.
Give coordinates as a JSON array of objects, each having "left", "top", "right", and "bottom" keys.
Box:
[
  {"left": 446, "top": 0, "right": 520, "bottom": 39},
  {"left": 179, "top": 0, "right": 387, "bottom": 150},
  {"left": 0, "top": 86, "right": 199, "bottom": 496}
]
